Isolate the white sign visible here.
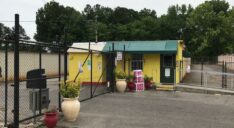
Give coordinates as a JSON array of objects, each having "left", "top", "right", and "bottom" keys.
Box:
[
  {"left": 115, "top": 57, "right": 117, "bottom": 66},
  {"left": 186, "top": 65, "right": 191, "bottom": 73},
  {"left": 165, "top": 68, "right": 170, "bottom": 77},
  {"left": 98, "top": 62, "right": 102, "bottom": 71},
  {"left": 87, "top": 59, "right": 91, "bottom": 71},
  {"left": 79, "top": 62, "right": 83, "bottom": 73},
  {"left": 116, "top": 52, "right": 122, "bottom": 60}
]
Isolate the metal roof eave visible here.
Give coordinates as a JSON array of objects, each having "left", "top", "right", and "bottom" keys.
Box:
[{"left": 102, "top": 50, "right": 177, "bottom": 54}]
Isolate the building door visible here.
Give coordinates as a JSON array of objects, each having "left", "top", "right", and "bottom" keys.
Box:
[{"left": 160, "top": 54, "right": 175, "bottom": 84}]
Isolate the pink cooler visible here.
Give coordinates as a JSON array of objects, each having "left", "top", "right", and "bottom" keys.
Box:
[
  {"left": 135, "top": 83, "right": 144, "bottom": 91},
  {"left": 134, "top": 77, "right": 144, "bottom": 82},
  {"left": 133, "top": 70, "right": 143, "bottom": 77}
]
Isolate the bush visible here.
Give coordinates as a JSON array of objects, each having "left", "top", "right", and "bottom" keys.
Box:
[
  {"left": 115, "top": 71, "right": 127, "bottom": 79},
  {"left": 126, "top": 74, "right": 135, "bottom": 82},
  {"left": 60, "top": 80, "right": 80, "bottom": 98},
  {"left": 144, "top": 75, "right": 153, "bottom": 82}
]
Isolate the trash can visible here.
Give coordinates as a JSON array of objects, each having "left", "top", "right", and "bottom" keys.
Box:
[{"left": 26, "top": 69, "right": 47, "bottom": 88}]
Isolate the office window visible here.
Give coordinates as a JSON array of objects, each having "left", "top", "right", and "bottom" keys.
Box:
[
  {"left": 163, "top": 55, "right": 173, "bottom": 67},
  {"left": 132, "top": 54, "right": 143, "bottom": 70}
]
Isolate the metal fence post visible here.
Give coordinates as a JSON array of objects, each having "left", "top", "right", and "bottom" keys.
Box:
[
  {"left": 205, "top": 71, "right": 208, "bottom": 94},
  {"left": 179, "top": 60, "right": 182, "bottom": 82},
  {"left": 14, "top": 13, "right": 20, "bottom": 128},
  {"left": 224, "top": 62, "right": 227, "bottom": 88},
  {"left": 4, "top": 42, "right": 8, "bottom": 127},
  {"left": 58, "top": 44, "right": 61, "bottom": 111},
  {"left": 201, "top": 58, "right": 204, "bottom": 86},
  {"left": 123, "top": 45, "right": 126, "bottom": 72},
  {"left": 90, "top": 50, "right": 93, "bottom": 98},
  {"left": 39, "top": 45, "right": 42, "bottom": 115},
  {"left": 174, "top": 68, "right": 176, "bottom": 92},
  {"left": 64, "top": 30, "right": 68, "bottom": 82},
  {"left": 90, "top": 42, "right": 93, "bottom": 98},
  {"left": 128, "top": 59, "right": 130, "bottom": 76},
  {"left": 231, "top": 75, "right": 234, "bottom": 90},
  {"left": 222, "top": 61, "right": 225, "bottom": 88},
  {"left": 39, "top": 45, "right": 42, "bottom": 70},
  {"left": 111, "top": 43, "right": 115, "bottom": 92}
]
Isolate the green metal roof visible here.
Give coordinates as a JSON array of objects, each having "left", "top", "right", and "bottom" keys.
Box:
[{"left": 103, "top": 40, "right": 178, "bottom": 54}]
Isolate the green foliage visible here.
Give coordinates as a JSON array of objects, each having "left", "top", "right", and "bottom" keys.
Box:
[
  {"left": 60, "top": 80, "right": 80, "bottom": 98},
  {"left": 115, "top": 71, "right": 127, "bottom": 79},
  {"left": 0, "top": 23, "right": 30, "bottom": 51},
  {"left": 35, "top": 1, "right": 234, "bottom": 56},
  {"left": 126, "top": 75, "right": 135, "bottom": 82},
  {"left": 144, "top": 75, "right": 153, "bottom": 82},
  {"left": 186, "top": 0, "right": 233, "bottom": 56},
  {"left": 35, "top": 1, "right": 84, "bottom": 44},
  {"left": 0, "top": 23, "right": 30, "bottom": 40}
]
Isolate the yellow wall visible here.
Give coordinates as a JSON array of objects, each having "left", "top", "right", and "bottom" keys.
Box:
[
  {"left": 143, "top": 54, "right": 161, "bottom": 84},
  {"left": 115, "top": 53, "right": 131, "bottom": 74},
  {"left": 176, "top": 40, "right": 184, "bottom": 84},
  {"left": 68, "top": 40, "right": 186, "bottom": 85},
  {"left": 115, "top": 53, "right": 161, "bottom": 84},
  {"left": 68, "top": 52, "right": 106, "bottom": 83}
]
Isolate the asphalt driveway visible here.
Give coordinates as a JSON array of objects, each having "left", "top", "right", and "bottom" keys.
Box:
[{"left": 57, "top": 91, "right": 234, "bottom": 128}]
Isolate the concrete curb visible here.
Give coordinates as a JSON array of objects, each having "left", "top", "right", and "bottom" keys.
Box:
[{"left": 176, "top": 85, "right": 234, "bottom": 95}]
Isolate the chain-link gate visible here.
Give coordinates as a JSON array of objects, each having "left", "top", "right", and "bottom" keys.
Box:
[{"left": 0, "top": 14, "right": 113, "bottom": 128}]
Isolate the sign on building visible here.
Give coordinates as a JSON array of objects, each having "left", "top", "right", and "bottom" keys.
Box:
[
  {"left": 87, "top": 59, "right": 91, "bottom": 70},
  {"left": 116, "top": 52, "right": 122, "bottom": 60}
]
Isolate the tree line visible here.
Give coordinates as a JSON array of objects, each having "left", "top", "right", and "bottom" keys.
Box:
[{"left": 1, "top": 0, "right": 234, "bottom": 56}]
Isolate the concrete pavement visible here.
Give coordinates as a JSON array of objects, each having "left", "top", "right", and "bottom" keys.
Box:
[{"left": 57, "top": 91, "right": 234, "bottom": 128}]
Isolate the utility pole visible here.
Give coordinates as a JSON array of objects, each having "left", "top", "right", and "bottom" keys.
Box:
[{"left": 95, "top": 15, "right": 98, "bottom": 43}]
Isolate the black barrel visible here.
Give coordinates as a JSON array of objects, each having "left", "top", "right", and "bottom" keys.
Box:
[{"left": 26, "top": 69, "right": 47, "bottom": 88}]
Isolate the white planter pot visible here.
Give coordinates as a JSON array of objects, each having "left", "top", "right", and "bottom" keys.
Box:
[
  {"left": 116, "top": 79, "right": 127, "bottom": 93},
  {"left": 61, "top": 97, "right": 80, "bottom": 122}
]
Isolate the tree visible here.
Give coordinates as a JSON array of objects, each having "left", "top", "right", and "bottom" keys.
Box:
[
  {"left": 34, "top": 1, "right": 84, "bottom": 44},
  {"left": 0, "top": 23, "right": 29, "bottom": 40},
  {"left": 0, "top": 23, "right": 13, "bottom": 40},
  {"left": 157, "top": 4, "right": 192, "bottom": 40},
  {"left": 34, "top": 1, "right": 234, "bottom": 56},
  {"left": 139, "top": 8, "right": 157, "bottom": 19},
  {"left": 186, "top": 0, "right": 231, "bottom": 56},
  {"left": 225, "top": 7, "right": 234, "bottom": 53},
  {"left": 112, "top": 7, "right": 139, "bottom": 24}
]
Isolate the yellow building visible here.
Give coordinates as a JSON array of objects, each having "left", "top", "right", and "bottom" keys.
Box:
[{"left": 68, "top": 40, "right": 189, "bottom": 86}]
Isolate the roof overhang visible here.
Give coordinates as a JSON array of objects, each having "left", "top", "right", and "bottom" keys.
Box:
[
  {"left": 68, "top": 42, "right": 106, "bottom": 53},
  {"left": 68, "top": 40, "right": 181, "bottom": 54}
]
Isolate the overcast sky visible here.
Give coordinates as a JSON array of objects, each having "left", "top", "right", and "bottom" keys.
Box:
[{"left": 1, "top": 0, "right": 234, "bottom": 40}]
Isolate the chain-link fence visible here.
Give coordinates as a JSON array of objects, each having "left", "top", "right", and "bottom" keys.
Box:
[
  {"left": 70, "top": 46, "right": 114, "bottom": 101},
  {"left": 0, "top": 14, "right": 113, "bottom": 127},
  {"left": 179, "top": 68, "right": 234, "bottom": 90},
  {"left": 17, "top": 42, "right": 63, "bottom": 124},
  {"left": 179, "top": 56, "right": 234, "bottom": 89},
  {"left": 0, "top": 40, "right": 64, "bottom": 126},
  {"left": 0, "top": 40, "right": 114, "bottom": 127},
  {"left": 0, "top": 41, "right": 14, "bottom": 127}
]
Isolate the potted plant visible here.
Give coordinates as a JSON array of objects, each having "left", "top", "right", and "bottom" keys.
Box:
[
  {"left": 144, "top": 75, "right": 153, "bottom": 90},
  {"left": 44, "top": 105, "right": 58, "bottom": 128},
  {"left": 115, "top": 71, "right": 127, "bottom": 93},
  {"left": 60, "top": 80, "right": 80, "bottom": 122},
  {"left": 127, "top": 74, "right": 135, "bottom": 92}
]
